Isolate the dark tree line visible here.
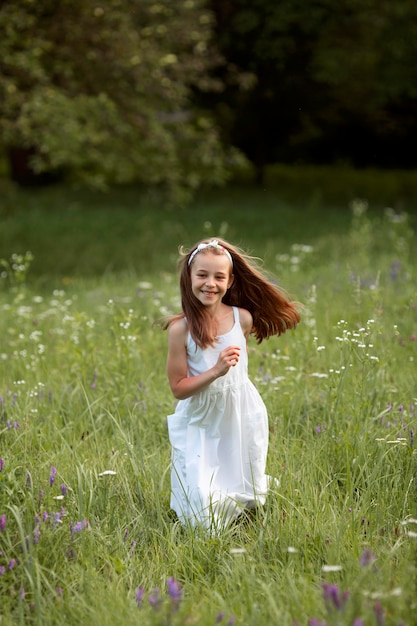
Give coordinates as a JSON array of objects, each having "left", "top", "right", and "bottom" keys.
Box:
[
  {"left": 1, "top": 0, "right": 417, "bottom": 197},
  {"left": 209, "top": 0, "right": 417, "bottom": 183}
]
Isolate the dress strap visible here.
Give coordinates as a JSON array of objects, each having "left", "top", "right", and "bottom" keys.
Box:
[{"left": 232, "top": 306, "right": 240, "bottom": 325}]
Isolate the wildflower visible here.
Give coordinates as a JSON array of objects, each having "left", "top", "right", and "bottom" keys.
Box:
[
  {"left": 56, "top": 587, "right": 63, "bottom": 597},
  {"left": 0, "top": 566, "right": 5, "bottom": 576},
  {"left": 8, "top": 558, "right": 17, "bottom": 571},
  {"left": 70, "top": 519, "right": 89, "bottom": 534},
  {"left": 322, "top": 583, "right": 349, "bottom": 611},
  {"left": 167, "top": 577, "right": 183, "bottom": 611},
  {"left": 353, "top": 620, "right": 365, "bottom": 626},
  {"left": 50, "top": 466, "right": 57, "bottom": 487},
  {"left": 360, "top": 548, "right": 376, "bottom": 566},
  {"left": 374, "top": 601, "right": 385, "bottom": 626},
  {"left": 0, "top": 514, "right": 6, "bottom": 531},
  {"left": 149, "top": 588, "right": 162, "bottom": 611},
  {"left": 216, "top": 612, "right": 225, "bottom": 623},
  {"left": 33, "top": 526, "right": 40, "bottom": 544},
  {"left": 135, "top": 586, "right": 145, "bottom": 607},
  {"left": 322, "top": 564, "right": 342, "bottom": 572},
  {"left": 0, "top": 458, "right": 4, "bottom": 471}
]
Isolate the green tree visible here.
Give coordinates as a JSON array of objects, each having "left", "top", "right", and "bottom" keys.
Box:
[{"left": 0, "top": 0, "right": 243, "bottom": 204}]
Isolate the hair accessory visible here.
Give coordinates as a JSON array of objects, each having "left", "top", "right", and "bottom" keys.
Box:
[{"left": 188, "top": 239, "right": 233, "bottom": 267}]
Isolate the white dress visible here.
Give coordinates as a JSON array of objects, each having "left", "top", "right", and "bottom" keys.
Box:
[{"left": 167, "top": 306, "right": 270, "bottom": 529}]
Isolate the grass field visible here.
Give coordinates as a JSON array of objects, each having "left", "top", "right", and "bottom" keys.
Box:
[{"left": 0, "top": 167, "right": 416, "bottom": 625}]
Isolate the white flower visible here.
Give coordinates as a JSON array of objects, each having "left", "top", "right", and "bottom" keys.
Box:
[{"left": 322, "top": 564, "right": 343, "bottom": 572}]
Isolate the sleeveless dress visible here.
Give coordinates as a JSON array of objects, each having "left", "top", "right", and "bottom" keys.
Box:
[{"left": 167, "top": 306, "right": 270, "bottom": 529}]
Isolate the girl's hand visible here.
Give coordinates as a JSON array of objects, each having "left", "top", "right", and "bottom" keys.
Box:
[{"left": 214, "top": 345, "right": 241, "bottom": 377}]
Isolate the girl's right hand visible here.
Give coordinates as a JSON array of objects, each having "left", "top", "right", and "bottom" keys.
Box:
[{"left": 214, "top": 345, "right": 241, "bottom": 377}]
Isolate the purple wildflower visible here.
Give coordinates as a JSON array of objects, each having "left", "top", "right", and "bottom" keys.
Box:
[
  {"left": 135, "top": 586, "right": 145, "bottom": 608},
  {"left": 49, "top": 466, "right": 57, "bottom": 487},
  {"left": 410, "top": 430, "right": 414, "bottom": 447},
  {"left": 70, "top": 519, "right": 89, "bottom": 534},
  {"left": 322, "top": 583, "right": 349, "bottom": 611},
  {"left": 42, "top": 511, "right": 49, "bottom": 522},
  {"left": 0, "top": 514, "right": 6, "bottom": 531},
  {"left": 226, "top": 617, "right": 236, "bottom": 626},
  {"left": 353, "top": 620, "right": 365, "bottom": 626},
  {"left": 360, "top": 548, "right": 375, "bottom": 566},
  {"left": 0, "top": 458, "right": 4, "bottom": 471},
  {"left": 308, "top": 620, "right": 327, "bottom": 626},
  {"left": 60, "top": 484, "right": 67, "bottom": 496},
  {"left": 56, "top": 587, "right": 63, "bottom": 597},
  {"left": 0, "top": 565, "right": 5, "bottom": 576},
  {"left": 167, "top": 577, "right": 183, "bottom": 611},
  {"left": 374, "top": 601, "right": 385, "bottom": 626},
  {"left": 148, "top": 588, "right": 162, "bottom": 611},
  {"left": 216, "top": 612, "right": 225, "bottom": 623},
  {"left": 8, "top": 558, "right": 17, "bottom": 571},
  {"left": 33, "top": 526, "right": 40, "bottom": 544}
]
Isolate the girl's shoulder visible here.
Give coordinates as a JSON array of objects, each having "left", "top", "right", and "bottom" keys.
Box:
[
  {"left": 167, "top": 316, "right": 188, "bottom": 340},
  {"left": 237, "top": 307, "right": 253, "bottom": 336}
]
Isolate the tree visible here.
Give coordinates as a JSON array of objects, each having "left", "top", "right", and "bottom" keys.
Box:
[
  {"left": 210, "top": 0, "right": 417, "bottom": 181},
  {"left": 0, "top": 0, "right": 243, "bottom": 203}
]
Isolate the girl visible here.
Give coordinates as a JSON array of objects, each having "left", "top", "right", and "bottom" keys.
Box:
[{"left": 163, "top": 238, "right": 300, "bottom": 529}]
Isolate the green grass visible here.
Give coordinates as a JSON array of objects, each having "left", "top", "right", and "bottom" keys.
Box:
[{"left": 0, "top": 168, "right": 417, "bottom": 625}]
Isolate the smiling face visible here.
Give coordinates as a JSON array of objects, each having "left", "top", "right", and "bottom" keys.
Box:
[{"left": 190, "top": 251, "right": 234, "bottom": 309}]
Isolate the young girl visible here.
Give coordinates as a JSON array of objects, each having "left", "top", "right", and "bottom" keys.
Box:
[{"left": 163, "top": 238, "right": 300, "bottom": 529}]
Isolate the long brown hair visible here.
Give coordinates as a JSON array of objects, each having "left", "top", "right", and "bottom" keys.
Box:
[{"left": 162, "top": 237, "right": 301, "bottom": 348}]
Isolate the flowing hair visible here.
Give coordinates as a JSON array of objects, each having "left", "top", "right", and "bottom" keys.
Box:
[{"left": 161, "top": 237, "right": 301, "bottom": 348}]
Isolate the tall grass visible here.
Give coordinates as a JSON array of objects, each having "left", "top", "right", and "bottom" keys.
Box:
[{"left": 0, "top": 177, "right": 416, "bottom": 625}]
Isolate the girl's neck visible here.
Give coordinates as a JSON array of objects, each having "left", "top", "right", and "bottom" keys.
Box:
[{"left": 211, "top": 304, "right": 234, "bottom": 336}]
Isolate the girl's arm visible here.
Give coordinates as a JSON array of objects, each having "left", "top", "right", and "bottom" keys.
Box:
[{"left": 166, "top": 319, "right": 240, "bottom": 400}]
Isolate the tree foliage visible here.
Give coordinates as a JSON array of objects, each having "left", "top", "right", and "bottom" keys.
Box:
[
  {"left": 0, "top": 0, "right": 243, "bottom": 203},
  {"left": 211, "top": 0, "right": 417, "bottom": 179}
]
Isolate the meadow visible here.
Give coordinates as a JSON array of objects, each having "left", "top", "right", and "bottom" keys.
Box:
[{"left": 0, "top": 166, "right": 416, "bottom": 625}]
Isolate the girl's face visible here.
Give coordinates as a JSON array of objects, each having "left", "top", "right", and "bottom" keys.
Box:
[{"left": 190, "top": 252, "right": 233, "bottom": 308}]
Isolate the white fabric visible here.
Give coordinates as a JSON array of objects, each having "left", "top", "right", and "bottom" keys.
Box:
[{"left": 167, "top": 306, "right": 271, "bottom": 529}]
